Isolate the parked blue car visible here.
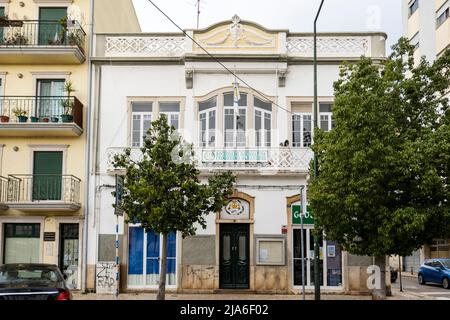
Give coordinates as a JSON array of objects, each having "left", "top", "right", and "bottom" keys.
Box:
[{"left": 418, "top": 259, "right": 450, "bottom": 289}]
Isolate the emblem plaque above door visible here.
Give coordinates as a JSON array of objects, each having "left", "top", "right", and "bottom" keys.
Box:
[{"left": 220, "top": 199, "right": 250, "bottom": 220}]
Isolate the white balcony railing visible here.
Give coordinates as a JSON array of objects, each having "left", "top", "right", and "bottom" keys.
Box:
[{"left": 106, "top": 147, "right": 313, "bottom": 174}]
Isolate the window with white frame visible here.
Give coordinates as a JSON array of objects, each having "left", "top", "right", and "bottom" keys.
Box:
[
  {"left": 159, "top": 102, "right": 180, "bottom": 130},
  {"left": 199, "top": 97, "right": 217, "bottom": 147},
  {"left": 292, "top": 113, "right": 312, "bottom": 148},
  {"left": 254, "top": 97, "right": 272, "bottom": 147},
  {"left": 131, "top": 102, "right": 152, "bottom": 147},
  {"left": 410, "top": 32, "right": 420, "bottom": 51},
  {"left": 319, "top": 103, "right": 334, "bottom": 132},
  {"left": 408, "top": 0, "right": 419, "bottom": 17},
  {"left": 224, "top": 93, "right": 247, "bottom": 147},
  {"left": 437, "top": 5, "right": 449, "bottom": 29}
]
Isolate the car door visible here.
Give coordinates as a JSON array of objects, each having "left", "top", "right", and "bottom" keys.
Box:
[
  {"left": 429, "top": 261, "right": 441, "bottom": 284},
  {"left": 422, "top": 261, "right": 435, "bottom": 283}
]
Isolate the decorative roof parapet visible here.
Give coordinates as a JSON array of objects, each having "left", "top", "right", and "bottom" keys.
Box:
[
  {"left": 286, "top": 36, "right": 371, "bottom": 58},
  {"left": 105, "top": 36, "right": 186, "bottom": 57}
]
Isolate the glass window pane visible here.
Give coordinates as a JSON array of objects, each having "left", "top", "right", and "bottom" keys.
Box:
[
  {"left": 223, "top": 235, "right": 231, "bottom": 261},
  {"left": 199, "top": 97, "right": 217, "bottom": 111},
  {"left": 224, "top": 92, "right": 247, "bottom": 106},
  {"left": 159, "top": 102, "right": 180, "bottom": 113},
  {"left": 239, "top": 235, "right": 246, "bottom": 260},
  {"left": 171, "top": 114, "right": 179, "bottom": 130},
  {"left": 320, "top": 115, "right": 329, "bottom": 131},
  {"left": 132, "top": 102, "right": 152, "bottom": 113},
  {"left": 254, "top": 97, "right": 272, "bottom": 111},
  {"left": 319, "top": 103, "right": 332, "bottom": 113}
]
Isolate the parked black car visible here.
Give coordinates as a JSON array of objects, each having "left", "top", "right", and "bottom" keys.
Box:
[{"left": 0, "top": 264, "right": 72, "bottom": 300}]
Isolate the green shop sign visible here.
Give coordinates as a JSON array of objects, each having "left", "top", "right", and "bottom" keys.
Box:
[
  {"left": 202, "top": 149, "right": 269, "bottom": 162},
  {"left": 292, "top": 204, "right": 314, "bottom": 225}
]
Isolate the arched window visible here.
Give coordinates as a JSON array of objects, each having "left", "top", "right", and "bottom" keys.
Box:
[
  {"left": 199, "top": 96, "right": 217, "bottom": 147},
  {"left": 223, "top": 92, "right": 247, "bottom": 147}
]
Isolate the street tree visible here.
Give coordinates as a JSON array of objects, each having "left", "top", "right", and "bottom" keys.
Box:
[
  {"left": 112, "top": 115, "right": 236, "bottom": 300},
  {"left": 308, "top": 38, "right": 450, "bottom": 300}
]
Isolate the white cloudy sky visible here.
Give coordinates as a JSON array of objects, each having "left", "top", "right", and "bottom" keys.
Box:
[{"left": 132, "top": 0, "right": 403, "bottom": 53}]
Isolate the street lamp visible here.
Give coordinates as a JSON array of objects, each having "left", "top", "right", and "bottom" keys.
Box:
[{"left": 313, "top": 0, "right": 325, "bottom": 301}]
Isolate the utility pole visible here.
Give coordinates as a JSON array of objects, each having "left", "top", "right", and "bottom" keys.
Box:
[
  {"left": 300, "top": 186, "right": 306, "bottom": 301},
  {"left": 196, "top": 0, "right": 200, "bottom": 29},
  {"left": 313, "top": 0, "right": 325, "bottom": 301}
]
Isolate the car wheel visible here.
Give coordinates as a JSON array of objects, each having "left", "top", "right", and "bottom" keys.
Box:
[
  {"left": 443, "top": 278, "right": 450, "bottom": 290},
  {"left": 418, "top": 274, "right": 426, "bottom": 285}
]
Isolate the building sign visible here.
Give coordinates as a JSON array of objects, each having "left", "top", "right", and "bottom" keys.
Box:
[
  {"left": 220, "top": 199, "right": 250, "bottom": 220},
  {"left": 292, "top": 204, "right": 314, "bottom": 225},
  {"left": 114, "top": 175, "right": 124, "bottom": 216},
  {"left": 202, "top": 149, "right": 268, "bottom": 162}
]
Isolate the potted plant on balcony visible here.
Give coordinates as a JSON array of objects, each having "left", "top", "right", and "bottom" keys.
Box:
[
  {"left": 61, "top": 81, "right": 75, "bottom": 123},
  {"left": 13, "top": 108, "right": 28, "bottom": 122},
  {"left": 4, "top": 32, "right": 28, "bottom": 45},
  {"left": 0, "top": 115, "right": 10, "bottom": 122},
  {"left": 30, "top": 116, "right": 39, "bottom": 123},
  {"left": 40, "top": 117, "right": 50, "bottom": 122}
]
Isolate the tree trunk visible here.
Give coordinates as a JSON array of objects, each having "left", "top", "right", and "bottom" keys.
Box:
[
  {"left": 372, "top": 255, "right": 387, "bottom": 300},
  {"left": 156, "top": 233, "right": 167, "bottom": 300}
]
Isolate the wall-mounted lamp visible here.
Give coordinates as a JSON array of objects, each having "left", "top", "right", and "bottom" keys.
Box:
[
  {"left": 19, "top": 2, "right": 25, "bottom": 7},
  {"left": 17, "top": 73, "right": 23, "bottom": 79},
  {"left": 13, "top": 146, "right": 19, "bottom": 152}
]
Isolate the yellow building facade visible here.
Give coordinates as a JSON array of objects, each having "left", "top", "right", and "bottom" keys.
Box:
[{"left": 0, "top": 0, "right": 140, "bottom": 291}]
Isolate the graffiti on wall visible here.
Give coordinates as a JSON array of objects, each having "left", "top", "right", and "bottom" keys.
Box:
[{"left": 96, "top": 261, "right": 117, "bottom": 294}]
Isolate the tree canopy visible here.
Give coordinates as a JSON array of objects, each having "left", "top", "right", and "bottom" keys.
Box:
[{"left": 309, "top": 38, "right": 450, "bottom": 258}]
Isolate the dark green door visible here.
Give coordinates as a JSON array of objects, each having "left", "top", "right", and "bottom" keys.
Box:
[
  {"left": 33, "top": 151, "right": 63, "bottom": 201},
  {"left": 219, "top": 224, "right": 249, "bottom": 289},
  {"left": 38, "top": 7, "right": 67, "bottom": 45}
]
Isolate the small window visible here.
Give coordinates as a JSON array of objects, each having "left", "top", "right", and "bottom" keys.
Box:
[
  {"left": 199, "top": 96, "right": 217, "bottom": 112},
  {"left": 319, "top": 103, "right": 334, "bottom": 132},
  {"left": 437, "top": 7, "right": 449, "bottom": 29},
  {"left": 160, "top": 102, "right": 180, "bottom": 130},
  {"left": 224, "top": 93, "right": 247, "bottom": 107},
  {"left": 410, "top": 32, "right": 420, "bottom": 51},
  {"left": 408, "top": 0, "right": 419, "bottom": 17}
]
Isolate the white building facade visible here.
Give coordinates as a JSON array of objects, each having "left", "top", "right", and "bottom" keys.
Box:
[{"left": 88, "top": 16, "right": 387, "bottom": 294}]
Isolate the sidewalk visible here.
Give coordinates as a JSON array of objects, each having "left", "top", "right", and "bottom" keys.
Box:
[{"left": 73, "top": 289, "right": 429, "bottom": 300}]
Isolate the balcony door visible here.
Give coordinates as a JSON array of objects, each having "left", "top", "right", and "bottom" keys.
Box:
[
  {"left": 37, "top": 79, "right": 65, "bottom": 119},
  {"left": 33, "top": 151, "right": 63, "bottom": 201},
  {"left": 38, "top": 7, "right": 67, "bottom": 45},
  {"left": 0, "top": 7, "right": 4, "bottom": 41}
]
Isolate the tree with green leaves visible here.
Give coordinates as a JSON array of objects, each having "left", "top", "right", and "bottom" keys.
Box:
[
  {"left": 112, "top": 115, "right": 235, "bottom": 300},
  {"left": 308, "top": 38, "right": 450, "bottom": 299}
]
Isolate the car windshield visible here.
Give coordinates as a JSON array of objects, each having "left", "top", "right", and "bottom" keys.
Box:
[
  {"left": 442, "top": 260, "right": 450, "bottom": 269},
  {"left": 0, "top": 266, "right": 60, "bottom": 284}
]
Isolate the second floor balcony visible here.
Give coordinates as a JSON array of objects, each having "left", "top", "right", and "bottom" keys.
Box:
[
  {"left": 106, "top": 147, "right": 313, "bottom": 176},
  {"left": 0, "top": 96, "right": 83, "bottom": 137},
  {"left": 0, "top": 19, "right": 86, "bottom": 64},
  {"left": 5, "top": 174, "right": 81, "bottom": 212}
]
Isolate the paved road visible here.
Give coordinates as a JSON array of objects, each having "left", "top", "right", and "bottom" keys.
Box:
[{"left": 392, "top": 275, "right": 450, "bottom": 300}]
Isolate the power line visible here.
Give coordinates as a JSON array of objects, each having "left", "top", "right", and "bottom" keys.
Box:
[{"left": 146, "top": 0, "right": 293, "bottom": 115}]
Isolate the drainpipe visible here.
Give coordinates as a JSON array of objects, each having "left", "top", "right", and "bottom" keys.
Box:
[{"left": 81, "top": 0, "right": 95, "bottom": 293}]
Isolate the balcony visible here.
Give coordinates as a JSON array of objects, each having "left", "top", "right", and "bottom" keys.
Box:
[
  {"left": 6, "top": 174, "right": 81, "bottom": 212},
  {"left": 0, "top": 176, "right": 8, "bottom": 211},
  {"left": 0, "top": 19, "right": 86, "bottom": 64},
  {"left": 0, "top": 96, "right": 83, "bottom": 137},
  {"left": 106, "top": 147, "right": 313, "bottom": 175}
]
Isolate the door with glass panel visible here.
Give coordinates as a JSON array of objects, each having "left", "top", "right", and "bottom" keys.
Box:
[
  {"left": 38, "top": 7, "right": 67, "bottom": 45},
  {"left": 224, "top": 93, "right": 247, "bottom": 148},
  {"left": 131, "top": 102, "right": 152, "bottom": 147},
  {"left": 59, "top": 224, "right": 79, "bottom": 289},
  {"left": 254, "top": 97, "right": 272, "bottom": 147},
  {"left": 3, "top": 224, "right": 41, "bottom": 264},
  {"left": 127, "top": 227, "right": 177, "bottom": 288},
  {"left": 292, "top": 114, "right": 312, "bottom": 148},
  {"left": 159, "top": 102, "right": 180, "bottom": 130},
  {"left": 0, "top": 7, "right": 4, "bottom": 44},
  {"left": 37, "top": 79, "right": 65, "bottom": 120},
  {"left": 219, "top": 224, "right": 249, "bottom": 289},
  {"left": 293, "top": 227, "right": 342, "bottom": 287},
  {"left": 199, "top": 97, "right": 217, "bottom": 147}
]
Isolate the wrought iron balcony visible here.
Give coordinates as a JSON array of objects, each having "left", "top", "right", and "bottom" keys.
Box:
[
  {"left": 6, "top": 174, "right": 81, "bottom": 212},
  {"left": 0, "top": 19, "right": 86, "bottom": 63},
  {"left": 0, "top": 96, "right": 83, "bottom": 136},
  {"left": 0, "top": 176, "right": 8, "bottom": 210},
  {"left": 106, "top": 147, "right": 313, "bottom": 174}
]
